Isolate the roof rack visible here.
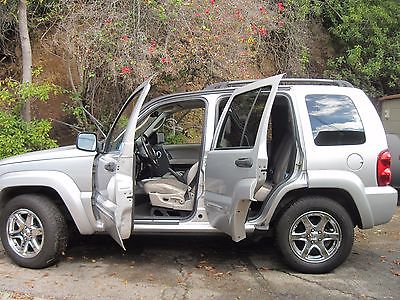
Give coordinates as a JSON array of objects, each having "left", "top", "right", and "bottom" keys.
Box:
[{"left": 203, "top": 78, "right": 354, "bottom": 90}]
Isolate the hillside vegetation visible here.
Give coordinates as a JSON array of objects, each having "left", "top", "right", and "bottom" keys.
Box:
[{"left": 0, "top": 0, "right": 399, "bottom": 157}]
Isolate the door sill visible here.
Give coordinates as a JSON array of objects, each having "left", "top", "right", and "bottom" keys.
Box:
[{"left": 134, "top": 218, "right": 180, "bottom": 225}]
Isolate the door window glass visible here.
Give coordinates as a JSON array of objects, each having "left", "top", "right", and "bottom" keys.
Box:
[
  {"left": 107, "top": 91, "right": 141, "bottom": 152},
  {"left": 161, "top": 108, "right": 205, "bottom": 145},
  {"left": 216, "top": 96, "right": 229, "bottom": 124},
  {"left": 216, "top": 87, "right": 270, "bottom": 149}
]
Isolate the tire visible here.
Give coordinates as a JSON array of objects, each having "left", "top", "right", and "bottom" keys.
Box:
[
  {"left": 0, "top": 194, "right": 68, "bottom": 269},
  {"left": 276, "top": 196, "right": 354, "bottom": 273}
]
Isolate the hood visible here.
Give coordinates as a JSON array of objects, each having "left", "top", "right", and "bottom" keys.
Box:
[{"left": 0, "top": 145, "right": 96, "bottom": 166}]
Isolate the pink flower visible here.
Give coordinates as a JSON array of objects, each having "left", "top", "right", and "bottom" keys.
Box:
[
  {"left": 259, "top": 7, "right": 266, "bottom": 13},
  {"left": 210, "top": 0, "right": 215, "bottom": 5},
  {"left": 160, "top": 57, "right": 167, "bottom": 64},
  {"left": 277, "top": 2, "right": 285, "bottom": 12},
  {"left": 205, "top": 9, "right": 210, "bottom": 15},
  {"left": 234, "top": 10, "right": 242, "bottom": 19},
  {"left": 121, "top": 35, "right": 129, "bottom": 42},
  {"left": 195, "top": 12, "right": 201, "bottom": 17},
  {"left": 148, "top": 40, "right": 157, "bottom": 53},
  {"left": 259, "top": 27, "right": 268, "bottom": 36},
  {"left": 120, "top": 66, "right": 132, "bottom": 75}
]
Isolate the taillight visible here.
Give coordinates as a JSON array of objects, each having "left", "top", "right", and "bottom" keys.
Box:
[{"left": 377, "top": 150, "right": 392, "bottom": 186}]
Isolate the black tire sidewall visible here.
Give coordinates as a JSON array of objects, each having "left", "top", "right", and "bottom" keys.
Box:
[
  {"left": 0, "top": 194, "right": 67, "bottom": 269},
  {"left": 276, "top": 196, "right": 354, "bottom": 273}
]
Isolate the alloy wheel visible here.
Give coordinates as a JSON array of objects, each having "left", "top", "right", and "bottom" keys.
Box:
[
  {"left": 289, "top": 210, "right": 341, "bottom": 263},
  {"left": 6, "top": 208, "right": 44, "bottom": 258}
]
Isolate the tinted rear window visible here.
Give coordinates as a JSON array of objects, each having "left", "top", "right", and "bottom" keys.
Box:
[{"left": 305, "top": 94, "right": 365, "bottom": 146}]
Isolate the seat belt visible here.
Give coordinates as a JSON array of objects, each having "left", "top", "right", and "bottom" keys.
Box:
[{"left": 185, "top": 170, "right": 199, "bottom": 200}]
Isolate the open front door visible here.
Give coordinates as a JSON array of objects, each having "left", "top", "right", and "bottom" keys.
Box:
[
  {"left": 205, "top": 74, "right": 284, "bottom": 241},
  {"left": 93, "top": 77, "right": 153, "bottom": 249}
]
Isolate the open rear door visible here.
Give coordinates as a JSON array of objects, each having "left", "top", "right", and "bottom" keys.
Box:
[
  {"left": 204, "top": 74, "right": 284, "bottom": 241},
  {"left": 93, "top": 77, "right": 153, "bottom": 249}
]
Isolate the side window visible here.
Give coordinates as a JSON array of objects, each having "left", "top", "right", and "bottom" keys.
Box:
[
  {"left": 305, "top": 94, "right": 365, "bottom": 146},
  {"left": 216, "top": 87, "right": 270, "bottom": 149},
  {"left": 162, "top": 108, "right": 205, "bottom": 145}
]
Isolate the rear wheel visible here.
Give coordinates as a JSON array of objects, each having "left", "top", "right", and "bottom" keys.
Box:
[
  {"left": 0, "top": 194, "right": 68, "bottom": 269},
  {"left": 276, "top": 196, "right": 354, "bottom": 273}
]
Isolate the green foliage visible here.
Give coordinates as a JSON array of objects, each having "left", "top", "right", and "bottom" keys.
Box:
[
  {"left": 165, "top": 132, "right": 187, "bottom": 145},
  {"left": 0, "top": 77, "right": 59, "bottom": 159},
  {"left": 0, "top": 77, "right": 61, "bottom": 113},
  {"left": 324, "top": 0, "right": 400, "bottom": 96},
  {"left": 0, "top": 111, "right": 57, "bottom": 159},
  {"left": 290, "top": 0, "right": 400, "bottom": 96},
  {"left": 299, "top": 47, "right": 311, "bottom": 73}
]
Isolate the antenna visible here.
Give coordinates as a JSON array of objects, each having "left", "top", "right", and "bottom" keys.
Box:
[
  {"left": 51, "top": 119, "right": 83, "bottom": 133},
  {"left": 81, "top": 107, "right": 106, "bottom": 138}
]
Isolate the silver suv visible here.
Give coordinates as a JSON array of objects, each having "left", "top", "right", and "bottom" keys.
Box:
[{"left": 0, "top": 74, "right": 397, "bottom": 273}]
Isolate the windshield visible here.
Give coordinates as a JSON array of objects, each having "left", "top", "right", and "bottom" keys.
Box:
[{"left": 134, "top": 113, "right": 160, "bottom": 139}]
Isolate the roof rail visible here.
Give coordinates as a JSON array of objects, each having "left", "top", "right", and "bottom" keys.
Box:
[
  {"left": 203, "top": 78, "right": 354, "bottom": 90},
  {"left": 280, "top": 78, "right": 354, "bottom": 88},
  {"left": 203, "top": 80, "right": 255, "bottom": 90}
]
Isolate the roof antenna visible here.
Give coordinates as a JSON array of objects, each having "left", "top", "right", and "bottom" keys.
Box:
[{"left": 81, "top": 107, "right": 107, "bottom": 138}]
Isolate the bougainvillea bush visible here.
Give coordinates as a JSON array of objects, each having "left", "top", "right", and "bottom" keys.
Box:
[
  {"left": 53, "top": 0, "right": 312, "bottom": 131},
  {"left": 51, "top": 0, "right": 399, "bottom": 133}
]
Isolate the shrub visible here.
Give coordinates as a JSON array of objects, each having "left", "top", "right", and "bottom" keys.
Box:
[
  {"left": 324, "top": 0, "right": 400, "bottom": 96},
  {"left": 291, "top": 0, "right": 400, "bottom": 97},
  {"left": 52, "top": 0, "right": 312, "bottom": 131},
  {"left": 0, "top": 77, "right": 59, "bottom": 159},
  {"left": 0, "top": 111, "right": 57, "bottom": 159}
]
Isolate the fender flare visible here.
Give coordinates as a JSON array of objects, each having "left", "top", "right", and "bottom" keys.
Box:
[
  {"left": 254, "top": 170, "right": 374, "bottom": 229},
  {"left": 0, "top": 171, "right": 95, "bottom": 234},
  {"left": 306, "top": 170, "right": 374, "bottom": 228}
]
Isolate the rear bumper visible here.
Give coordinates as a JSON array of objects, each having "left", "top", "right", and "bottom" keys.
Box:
[{"left": 365, "top": 186, "right": 397, "bottom": 227}]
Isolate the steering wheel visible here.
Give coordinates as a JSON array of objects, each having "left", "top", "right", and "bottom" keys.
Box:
[{"left": 137, "top": 135, "right": 159, "bottom": 167}]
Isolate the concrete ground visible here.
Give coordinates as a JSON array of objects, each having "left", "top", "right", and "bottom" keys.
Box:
[{"left": 0, "top": 209, "right": 399, "bottom": 300}]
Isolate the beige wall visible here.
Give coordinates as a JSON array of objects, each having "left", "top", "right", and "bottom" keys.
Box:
[{"left": 381, "top": 99, "right": 400, "bottom": 135}]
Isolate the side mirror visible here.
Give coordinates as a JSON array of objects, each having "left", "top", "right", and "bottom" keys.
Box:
[{"left": 76, "top": 132, "right": 97, "bottom": 152}]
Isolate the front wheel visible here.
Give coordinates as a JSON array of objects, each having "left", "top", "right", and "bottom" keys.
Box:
[
  {"left": 0, "top": 194, "right": 68, "bottom": 269},
  {"left": 276, "top": 196, "right": 354, "bottom": 273}
]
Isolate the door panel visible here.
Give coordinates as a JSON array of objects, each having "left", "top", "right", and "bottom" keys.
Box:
[
  {"left": 93, "top": 77, "right": 153, "bottom": 248},
  {"left": 164, "top": 144, "right": 201, "bottom": 167},
  {"left": 205, "top": 74, "right": 284, "bottom": 241}
]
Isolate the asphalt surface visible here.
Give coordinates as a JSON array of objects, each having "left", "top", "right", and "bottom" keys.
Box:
[{"left": 0, "top": 209, "right": 399, "bottom": 300}]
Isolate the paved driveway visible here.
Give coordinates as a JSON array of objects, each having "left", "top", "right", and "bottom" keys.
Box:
[{"left": 0, "top": 209, "right": 399, "bottom": 300}]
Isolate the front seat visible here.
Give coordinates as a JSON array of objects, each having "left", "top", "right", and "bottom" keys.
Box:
[{"left": 143, "top": 162, "right": 198, "bottom": 211}]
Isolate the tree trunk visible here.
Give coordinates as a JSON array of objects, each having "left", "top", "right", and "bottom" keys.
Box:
[{"left": 18, "top": 0, "right": 32, "bottom": 122}]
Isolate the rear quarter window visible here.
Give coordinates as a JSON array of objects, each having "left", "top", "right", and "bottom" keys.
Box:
[{"left": 305, "top": 94, "right": 366, "bottom": 146}]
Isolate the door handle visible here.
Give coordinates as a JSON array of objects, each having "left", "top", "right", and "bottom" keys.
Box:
[
  {"left": 104, "top": 162, "right": 116, "bottom": 172},
  {"left": 235, "top": 158, "right": 253, "bottom": 168}
]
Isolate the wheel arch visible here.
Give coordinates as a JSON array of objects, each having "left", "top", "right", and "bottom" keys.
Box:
[
  {"left": 269, "top": 188, "right": 362, "bottom": 229},
  {"left": 0, "top": 186, "right": 75, "bottom": 227},
  {"left": 0, "top": 171, "right": 95, "bottom": 234}
]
